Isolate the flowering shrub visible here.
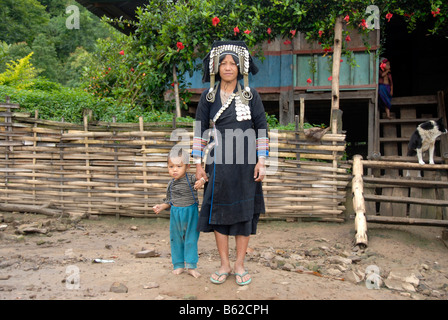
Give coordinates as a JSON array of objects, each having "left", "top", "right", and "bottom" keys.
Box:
[{"left": 101, "top": 0, "right": 447, "bottom": 112}]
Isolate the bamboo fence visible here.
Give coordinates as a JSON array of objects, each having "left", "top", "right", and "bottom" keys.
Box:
[{"left": 0, "top": 104, "right": 350, "bottom": 222}]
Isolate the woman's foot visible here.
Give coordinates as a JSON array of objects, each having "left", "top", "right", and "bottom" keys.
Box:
[
  {"left": 234, "top": 265, "right": 251, "bottom": 286},
  {"left": 210, "top": 266, "right": 232, "bottom": 284},
  {"left": 235, "top": 271, "right": 252, "bottom": 286}
]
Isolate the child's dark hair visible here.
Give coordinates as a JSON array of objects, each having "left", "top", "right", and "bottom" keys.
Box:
[{"left": 168, "top": 148, "right": 190, "bottom": 165}]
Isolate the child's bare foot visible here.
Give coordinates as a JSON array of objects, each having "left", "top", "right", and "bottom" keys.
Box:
[
  {"left": 187, "top": 269, "right": 201, "bottom": 278},
  {"left": 173, "top": 268, "right": 184, "bottom": 275}
]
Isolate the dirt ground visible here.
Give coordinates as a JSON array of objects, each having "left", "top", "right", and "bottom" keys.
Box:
[{"left": 1, "top": 211, "right": 448, "bottom": 302}]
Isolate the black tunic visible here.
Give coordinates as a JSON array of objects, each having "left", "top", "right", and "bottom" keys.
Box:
[{"left": 195, "top": 84, "right": 268, "bottom": 235}]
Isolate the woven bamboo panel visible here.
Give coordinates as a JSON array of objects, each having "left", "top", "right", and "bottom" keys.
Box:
[{"left": 0, "top": 112, "right": 349, "bottom": 221}]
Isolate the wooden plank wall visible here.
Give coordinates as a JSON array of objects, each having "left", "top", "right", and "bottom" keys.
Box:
[{"left": 0, "top": 111, "right": 349, "bottom": 221}]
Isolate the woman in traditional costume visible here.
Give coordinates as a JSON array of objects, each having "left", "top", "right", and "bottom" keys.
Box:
[{"left": 192, "top": 41, "right": 269, "bottom": 286}]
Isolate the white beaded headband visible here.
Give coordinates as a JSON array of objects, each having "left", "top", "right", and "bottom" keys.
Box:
[{"left": 206, "top": 44, "right": 252, "bottom": 103}]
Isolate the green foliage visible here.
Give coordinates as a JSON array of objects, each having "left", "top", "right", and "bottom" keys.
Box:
[
  {"left": 102, "top": 0, "right": 448, "bottom": 113},
  {"left": 1, "top": 0, "right": 447, "bottom": 125},
  {"left": 0, "top": 0, "right": 49, "bottom": 44},
  {"left": 0, "top": 53, "right": 38, "bottom": 86},
  {"left": 0, "top": 79, "right": 193, "bottom": 124},
  {"left": 80, "top": 30, "right": 169, "bottom": 111},
  {"left": 0, "top": 0, "right": 114, "bottom": 85}
]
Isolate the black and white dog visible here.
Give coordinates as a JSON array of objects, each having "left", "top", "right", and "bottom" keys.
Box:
[{"left": 407, "top": 118, "right": 447, "bottom": 165}]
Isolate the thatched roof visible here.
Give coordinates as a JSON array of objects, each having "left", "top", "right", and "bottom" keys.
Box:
[{"left": 75, "top": 0, "right": 149, "bottom": 34}]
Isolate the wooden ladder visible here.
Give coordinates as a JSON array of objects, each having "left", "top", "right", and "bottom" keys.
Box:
[{"left": 366, "top": 91, "right": 448, "bottom": 219}]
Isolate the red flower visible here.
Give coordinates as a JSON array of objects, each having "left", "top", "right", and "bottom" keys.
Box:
[
  {"left": 432, "top": 8, "right": 440, "bottom": 17},
  {"left": 290, "top": 30, "right": 296, "bottom": 37},
  {"left": 267, "top": 27, "right": 272, "bottom": 35},
  {"left": 345, "top": 35, "right": 351, "bottom": 42},
  {"left": 318, "top": 30, "right": 323, "bottom": 37},
  {"left": 283, "top": 40, "right": 291, "bottom": 45},
  {"left": 119, "top": 50, "right": 124, "bottom": 55},
  {"left": 328, "top": 76, "right": 333, "bottom": 81},
  {"left": 386, "top": 12, "right": 393, "bottom": 22},
  {"left": 176, "top": 42, "right": 185, "bottom": 51},
  {"left": 344, "top": 15, "right": 350, "bottom": 23},
  {"left": 244, "top": 29, "right": 251, "bottom": 34},
  {"left": 212, "top": 16, "right": 220, "bottom": 26},
  {"left": 306, "top": 78, "right": 312, "bottom": 84},
  {"left": 234, "top": 26, "right": 240, "bottom": 36},
  {"left": 380, "top": 62, "right": 386, "bottom": 71},
  {"left": 359, "top": 19, "right": 368, "bottom": 29}
]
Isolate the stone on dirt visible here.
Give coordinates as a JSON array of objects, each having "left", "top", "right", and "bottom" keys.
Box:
[
  {"left": 135, "top": 249, "right": 160, "bottom": 258},
  {"left": 110, "top": 282, "right": 128, "bottom": 293}
]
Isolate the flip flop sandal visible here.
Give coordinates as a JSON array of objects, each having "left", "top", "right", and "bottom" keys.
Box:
[
  {"left": 235, "top": 271, "right": 252, "bottom": 286},
  {"left": 210, "top": 271, "right": 229, "bottom": 284}
]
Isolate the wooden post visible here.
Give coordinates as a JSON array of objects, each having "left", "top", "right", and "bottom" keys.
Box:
[
  {"left": 331, "top": 16, "right": 343, "bottom": 134},
  {"left": 139, "top": 117, "right": 149, "bottom": 214},
  {"left": 84, "top": 115, "right": 92, "bottom": 215},
  {"left": 299, "top": 97, "right": 305, "bottom": 131},
  {"left": 59, "top": 117, "right": 65, "bottom": 217},
  {"left": 352, "top": 155, "right": 368, "bottom": 247},
  {"left": 113, "top": 116, "right": 120, "bottom": 218},
  {"left": 32, "top": 110, "right": 38, "bottom": 205},
  {"left": 173, "top": 65, "right": 181, "bottom": 118}
]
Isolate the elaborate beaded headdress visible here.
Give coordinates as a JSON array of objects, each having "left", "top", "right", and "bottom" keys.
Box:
[{"left": 202, "top": 41, "right": 258, "bottom": 104}]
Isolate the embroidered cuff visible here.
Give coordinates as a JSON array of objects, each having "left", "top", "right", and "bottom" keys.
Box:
[
  {"left": 256, "top": 137, "right": 269, "bottom": 158},
  {"left": 192, "top": 137, "right": 207, "bottom": 158}
]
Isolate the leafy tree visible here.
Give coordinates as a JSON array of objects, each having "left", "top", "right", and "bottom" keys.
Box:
[
  {"left": 31, "top": 34, "right": 60, "bottom": 81},
  {"left": 0, "top": 53, "right": 38, "bottom": 86},
  {"left": 0, "top": 0, "right": 49, "bottom": 44},
  {"left": 112, "top": 0, "right": 446, "bottom": 112}
]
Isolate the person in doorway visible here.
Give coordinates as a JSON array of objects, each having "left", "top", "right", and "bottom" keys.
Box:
[
  {"left": 378, "top": 58, "right": 394, "bottom": 119},
  {"left": 153, "top": 148, "right": 205, "bottom": 278},
  {"left": 193, "top": 41, "right": 269, "bottom": 286}
]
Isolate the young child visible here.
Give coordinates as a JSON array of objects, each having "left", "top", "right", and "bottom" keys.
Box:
[
  {"left": 153, "top": 148, "right": 205, "bottom": 278},
  {"left": 378, "top": 58, "right": 393, "bottom": 119}
]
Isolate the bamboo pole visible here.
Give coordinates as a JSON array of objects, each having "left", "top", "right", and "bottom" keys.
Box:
[
  {"left": 173, "top": 65, "right": 181, "bottom": 118},
  {"left": 352, "top": 155, "right": 368, "bottom": 247},
  {"left": 361, "top": 160, "right": 448, "bottom": 170},
  {"left": 331, "top": 16, "right": 343, "bottom": 134},
  {"left": 140, "top": 117, "right": 149, "bottom": 214},
  {"left": 83, "top": 116, "right": 92, "bottom": 215},
  {"left": 32, "top": 110, "right": 38, "bottom": 204}
]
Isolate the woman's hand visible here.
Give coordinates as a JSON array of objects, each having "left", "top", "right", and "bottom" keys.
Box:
[
  {"left": 254, "top": 158, "right": 266, "bottom": 182},
  {"left": 195, "top": 163, "right": 208, "bottom": 183},
  {"left": 194, "top": 177, "right": 206, "bottom": 190}
]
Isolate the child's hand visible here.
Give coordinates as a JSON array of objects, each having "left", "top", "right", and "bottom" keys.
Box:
[
  {"left": 152, "top": 204, "right": 163, "bottom": 214},
  {"left": 194, "top": 177, "right": 206, "bottom": 190}
]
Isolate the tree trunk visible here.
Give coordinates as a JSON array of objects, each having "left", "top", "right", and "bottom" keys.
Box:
[
  {"left": 352, "top": 155, "right": 368, "bottom": 247},
  {"left": 331, "top": 16, "right": 343, "bottom": 134},
  {"left": 173, "top": 65, "right": 181, "bottom": 118}
]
